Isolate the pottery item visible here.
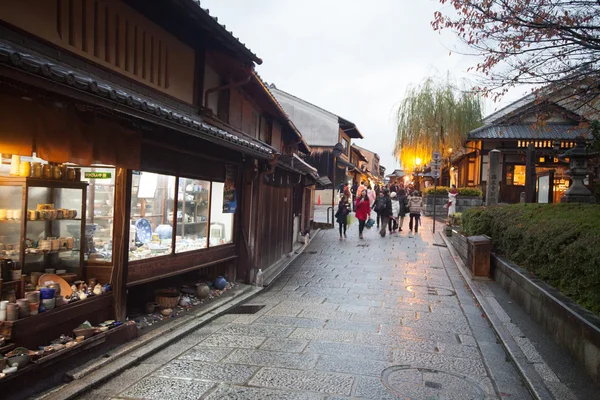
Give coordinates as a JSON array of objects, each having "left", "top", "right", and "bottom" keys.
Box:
[
  {"left": 50, "top": 238, "right": 59, "bottom": 250},
  {"left": 0, "top": 209, "right": 5, "bottom": 220},
  {"left": 42, "top": 163, "right": 51, "bottom": 179},
  {"left": 78, "top": 291, "right": 87, "bottom": 300},
  {"left": 93, "top": 284, "right": 103, "bottom": 296},
  {"left": 9, "top": 155, "right": 20, "bottom": 176},
  {"left": 155, "top": 289, "right": 180, "bottom": 309},
  {"left": 11, "top": 210, "right": 21, "bottom": 220},
  {"left": 160, "top": 308, "right": 173, "bottom": 317},
  {"left": 196, "top": 283, "right": 210, "bottom": 299},
  {"left": 8, "top": 354, "right": 30, "bottom": 368},
  {"left": 28, "top": 210, "right": 38, "bottom": 220},
  {"left": 88, "top": 278, "right": 97, "bottom": 288},
  {"left": 214, "top": 276, "right": 227, "bottom": 290},
  {"left": 56, "top": 269, "right": 67, "bottom": 275},
  {"left": 56, "top": 209, "right": 64, "bottom": 219},
  {"left": 25, "top": 291, "right": 40, "bottom": 303},
  {"left": 60, "top": 164, "right": 68, "bottom": 180},
  {"left": 38, "top": 274, "right": 71, "bottom": 297},
  {"left": 19, "top": 161, "right": 30, "bottom": 177},
  {"left": 32, "top": 162, "right": 42, "bottom": 178},
  {"left": 39, "top": 287, "right": 56, "bottom": 300},
  {"left": 6, "top": 303, "right": 18, "bottom": 321},
  {"left": 3, "top": 366, "right": 17, "bottom": 375},
  {"left": 16, "top": 298, "right": 28, "bottom": 308},
  {"left": 41, "top": 297, "right": 55, "bottom": 310},
  {"left": 75, "top": 336, "right": 84, "bottom": 343},
  {"left": 67, "top": 168, "right": 76, "bottom": 181},
  {"left": 30, "top": 272, "right": 42, "bottom": 286},
  {"left": 5, "top": 290, "right": 16, "bottom": 304},
  {"left": 66, "top": 237, "right": 74, "bottom": 250},
  {"left": 179, "top": 296, "right": 191, "bottom": 307},
  {"left": 49, "top": 283, "right": 61, "bottom": 296},
  {"left": 18, "top": 305, "right": 29, "bottom": 318},
  {"left": 145, "top": 302, "right": 159, "bottom": 314},
  {"left": 10, "top": 269, "right": 21, "bottom": 281},
  {"left": 0, "top": 310, "right": 6, "bottom": 321},
  {"left": 55, "top": 296, "right": 66, "bottom": 307},
  {"left": 73, "top": 327, "right": 95, "bottom": 339},
  {"left": 28, "top": 302, "right": 39, "bottom": 315},
  {"left": 0, "top": 300, "right": 8, "bottom": 310}
]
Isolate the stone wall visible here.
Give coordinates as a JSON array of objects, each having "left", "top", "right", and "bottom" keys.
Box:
[
  {"left": 492, "top": 255, "right": 600, "bottom": 385},
  {"left": 423, "top": 195, "right": 483, "bottom": 217}
]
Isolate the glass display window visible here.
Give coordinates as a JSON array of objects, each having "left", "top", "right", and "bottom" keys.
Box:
[
  {"left": 209, "top": 182, "right": 234, "bottom": 246},
  {"left": 81, "top": 167, "right": 115, "bottom": 264},
  {"left": 129, "top": 172, "right": 176, "bottom": 261},
  {"left": 175, "top": 178, "right": 210, "bottom": 253},
  {"left": 0, "top": 183, "right": 24, "bottom": 262}
]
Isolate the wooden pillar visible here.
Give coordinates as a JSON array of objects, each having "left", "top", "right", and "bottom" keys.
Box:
[
  {"left": 111, "top": 168, "right": 132, "bottom": 321},
  {"left": 525, "top": 144, "right": 537, "bottom": 203}
]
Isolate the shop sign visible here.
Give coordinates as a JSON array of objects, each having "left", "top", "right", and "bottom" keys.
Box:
[
  {"left": 223, "top": 165, "right": 237, "bottom": 213},
  {"left": 84, "top": 172, "right": 112, "bottom": 179}
]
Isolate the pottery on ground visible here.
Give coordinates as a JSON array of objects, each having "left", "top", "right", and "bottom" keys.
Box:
[
  {"left": 144, "top": 302, "right": 159, "bottom": 314},
  {"left": 214, "top": 276, "right": 227, "bottom": 290},
  {"left": 196, "top": 283, "right": 210, "bottom": 299},
  {"left": 7, "top": 354, "right": 30, "bottom": 368},
  {"left": 160, "top": 308, "right": 173, "bottom": 317}
]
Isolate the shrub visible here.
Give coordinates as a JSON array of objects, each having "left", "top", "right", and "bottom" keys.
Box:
[
  {"left": 422, "top": 186, "right": 483, "bottom": 197},
  {"left": 448, "top": 212, "right": 463, "bottom": 226},
  {"left": 463, "top": 203, "right": 600, "bottom": 315}
]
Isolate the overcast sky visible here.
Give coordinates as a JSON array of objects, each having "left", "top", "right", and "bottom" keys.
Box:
[{"left": 202, "top": 0, "right": 527, "bottom": 171}]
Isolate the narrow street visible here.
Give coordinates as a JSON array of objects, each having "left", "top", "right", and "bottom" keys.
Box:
[{"left": 79, "top": 217, "right": 531, "bottom": 400}]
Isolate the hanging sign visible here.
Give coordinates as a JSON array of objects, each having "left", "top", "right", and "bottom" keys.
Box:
[
  {"left": 84, "top": 171, "right": 112, "bottom": 179},
  {"left": 223, "top": 165, "right": 237, "bottom": 213}
]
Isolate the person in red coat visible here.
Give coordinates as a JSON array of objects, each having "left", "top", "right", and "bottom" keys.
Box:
[{"left": 355, "top": 189, "right": 371, "bottom": 239}]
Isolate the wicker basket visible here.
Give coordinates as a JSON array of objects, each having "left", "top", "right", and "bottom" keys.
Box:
[{"left": 155, "top": 289, "right": 180, "bottom": 309}]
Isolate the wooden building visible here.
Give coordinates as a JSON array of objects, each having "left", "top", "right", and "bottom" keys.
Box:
[
  {"left": 0, "top": 0, "right": 316, "bottom": 364},
  {"left": 453, "top": 93, "right": 591, "bottom": 203},
  {"left": 269, "top": 85, "right": 364, "bottom": 205}
]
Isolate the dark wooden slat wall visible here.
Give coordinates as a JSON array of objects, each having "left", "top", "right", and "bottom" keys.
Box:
[{"left": 256, "top": 182, "right": 293, "bottom": 271}]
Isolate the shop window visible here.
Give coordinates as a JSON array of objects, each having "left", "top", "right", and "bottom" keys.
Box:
[
  {"left": 342, "top": 138, "right": 349, "bottom": 156},
  {"left": 129, "top": 172, "right": 176, "bottom": 261},
  {"left": 175, "top": 178, "right": 210, "bottom": 253},
  {"left": 506, "top": 165, "right": 526, "bottom": 186},
  {"left": 209, "top": 182, "right": 234, "bottom": 246},
  {"left": 81, "top": 167, "right": 116, "bottom": 263}
]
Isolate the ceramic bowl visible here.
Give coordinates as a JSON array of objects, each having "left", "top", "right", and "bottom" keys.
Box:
[
  {"left": 160, "top": 308, "right": 173, "bottom": 317},
  {"left": 7, "top": 354, "right": 30, "bottom": 368}
]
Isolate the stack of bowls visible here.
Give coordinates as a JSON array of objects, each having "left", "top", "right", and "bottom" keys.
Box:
[
  {"left": 16, "top": 299, "right": 29, "bottom": 318},
  {"left": 6, "top": 303, "right": 18, "bottom": 321},
  {"left": 40, "top": 287, "right": 56, "bottom": 310},
  {"left": 42, "top": 298, "right": 56, "bottom": 310},
  {"left": 25, "top": 291, "right": 40, "bottom": 315}
]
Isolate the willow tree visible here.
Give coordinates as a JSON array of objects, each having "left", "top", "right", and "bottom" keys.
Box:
[{"left": 394, "top": 77, "right": 483, "bottom": 169}]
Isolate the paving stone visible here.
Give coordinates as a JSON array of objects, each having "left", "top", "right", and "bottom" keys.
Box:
[
  {"left": 323, "top": 319, "right": 381, "bottom": 333},
  {"left": 248, "top": 368, "right": 354, "bottom": 396},
  {"left": 458, "top": 334, "right": 478, "bottom": 347},
  {"left": 199, "top": 334, "right": 266, "bottom": 349},
  {"left": 259, "top": 337, "right": 310, "bottom": 353},
  {"left": 315, "top": 355, "right": 389, "bottom": 377},
  {"left": 203, "top": 383, "right": 325, "bottom": 400},
  {"left": 353, "top": 376, "right": 399, "bottom": 400},
  {"left": 393, "top": 350, "right": 488, "bottom": 376},
  {"left": 178, "top": 346, "right": 234, "bottom": 362},
  {"left": 224, "top": 348, "right": 318, "bottom": 369},
  {"left": 515, "top": 337, "right": 544, "bottom": 363},
  {"left": 254, "top": 315, "right": 327, "bottom": 328},
  {"left": 153, "top": 360, "right": 258, "bottom": 383},
  {"left": 219, "top": 323, "right": 295, "bottom": 338},
  {"left": 290, "top": 328, "right": 356, "bottom": 342},
  {"left": 297, "top": 309, "right": 352, "bottom": 320},
  {"left": 93, "top": 363, "right": 159, "bottom": 395},
  {"left": 384, "top": 326, "right": 460, "bottom": 344},
  {"left": 305, "top": 341, "right": 391, "bottom": 361},
  {"left": 118, "top": 376, "right": 214, "bottom": 400}
]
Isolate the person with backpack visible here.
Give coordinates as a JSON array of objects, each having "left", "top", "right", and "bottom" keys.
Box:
[
  {"left": 397, "top": 188, "right": 409, "bottom": 231},
  {"left": 355, "top": 189, "right": 371, "bottom": 240},
  {"left": 377, "top": 188, "right": 393, "bottom": 237},
  {"left": 335, "top": 194, "right": 351, "bottom": 240},
  {"left": 372, "top": 191, "right": 385, "bottom": 229},
  {"left": 408, "top": 190, "right": 424, "bottom": 233}
]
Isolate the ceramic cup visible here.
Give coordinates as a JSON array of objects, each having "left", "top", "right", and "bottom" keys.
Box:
[
  {"left": 25, "top": 291, "right": 40, "bottom": 303},
  {"left": 28, "top": 210, "right": 38, "bottom": 220},
  {"left": 66, "top": 237, "right": 74, "bottom": 250},
  {"left": 0, "top": 310, "right": 6, "bottom": 321},
  {"left": 11, "top": 270, "right": 22, "bottom": 281},
  {"left": 29, "top": 302, "right": 39, "bottom": 315},
  {"left": 41, "top": 297, "right": 55, "bottom": 310},
  {"left": 6, "top": 210, "right": 13, "bottom": 220},
  {"left": 0, "top": 301, "right": 8, "bottom": 310},
  {"left": 6, "top": 303, "right": 18, "bottom": 321},
  {"left": 0, "top": 209, "right": 6, "bottom": 220},
  {"left": 30, "top": 272, "right": 42, "bottom": 286}
]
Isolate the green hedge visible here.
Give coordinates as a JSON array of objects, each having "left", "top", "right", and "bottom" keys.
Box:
[
  {"left": 422, "top": 186, "right": 483, "bottom": 197},
  {"left": 463, "top": 203, "right": 600, "bottom": 315}
]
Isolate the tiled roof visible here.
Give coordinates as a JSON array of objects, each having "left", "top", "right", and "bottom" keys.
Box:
[
  {"left": 468, "top": 124, "right": 589, "bottom": 140},
  {"left": 191, "top": 1, "right": 262, "bottom": 65},
  {"left": 0, "top": 41, "right": 274, "bottom": 157}
]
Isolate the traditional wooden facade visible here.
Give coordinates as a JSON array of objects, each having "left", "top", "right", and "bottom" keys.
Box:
[
  {"left": 0, "top": 0, "right": 316, "bottom": 364},
  {"left": 453, "top": 93, "right": 592, "bottom": 203}
]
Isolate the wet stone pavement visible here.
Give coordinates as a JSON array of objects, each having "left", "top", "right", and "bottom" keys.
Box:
[{"left": 80, "top": 218, "right": 533, "bottom": 400}]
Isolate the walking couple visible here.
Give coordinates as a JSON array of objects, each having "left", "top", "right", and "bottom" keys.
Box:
[{"left": 335, "top": 190, "right": 375, "bottom": 240}]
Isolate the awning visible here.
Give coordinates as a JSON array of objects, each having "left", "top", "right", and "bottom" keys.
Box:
[
  {"left": 336, "top": 158, "right": 356, "bottom": 170},
  {"left": 316, "top": 176, "right": 332, "bottom": 187},
  {"left": 279, "top": 154, "right": 318, "bottom": 178}
]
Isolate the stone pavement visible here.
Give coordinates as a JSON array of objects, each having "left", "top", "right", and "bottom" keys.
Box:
[{"left": 77, "top": 217, "right": 534, "bottom": 400}]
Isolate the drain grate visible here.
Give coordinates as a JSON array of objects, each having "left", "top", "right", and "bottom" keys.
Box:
[
  {"left": 406, "top": 285, "right": 456, "bottom": 296},
  {"left": 223, "top": 305, "right": 265, "bottom": 314},
  {"left": 306, "top": 251, "right": 318, "bottom": 254},
  {"left": 382, "top": 366, "right": 485, "bottom": 399},
  {"left": 356, "top": 244, "right": 369, "bottom": 247}
]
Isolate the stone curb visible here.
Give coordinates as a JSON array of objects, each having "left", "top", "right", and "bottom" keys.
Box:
[
  {"left": 440, "top": 233, "right": 555, "bottom": 400},
  {"left": 262, "top": 228, "right": 321, "bottom": 287},
  {"left": 39, "top": 287, "right": 263, "bottom": 400}
]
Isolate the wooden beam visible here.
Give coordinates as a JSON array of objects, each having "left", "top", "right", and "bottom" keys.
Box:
[{"left": 111, "top": 168, "right": 132, "bottom": 321}]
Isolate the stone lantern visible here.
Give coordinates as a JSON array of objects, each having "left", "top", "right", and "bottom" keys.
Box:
[{"left": 559, "top": 136, "right": 597, "bottom": 203}]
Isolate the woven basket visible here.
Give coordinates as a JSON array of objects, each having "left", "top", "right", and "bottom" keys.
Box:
[{"left": 155, "top": 289, "right": 180, "bottom": 309}]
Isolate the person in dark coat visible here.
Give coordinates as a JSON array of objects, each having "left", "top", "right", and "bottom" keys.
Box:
[
  {"left": 397, "top": 188, "right": 409, "bottom": 231},
  {"left": 335, "top": 194, "right": 351, "bottom": 240},
  {"left": 372, "top": 191, "right": 385, "bottom": 229},
  {"left": 376, "top": 188, "right": 393, "bottom": 237}
]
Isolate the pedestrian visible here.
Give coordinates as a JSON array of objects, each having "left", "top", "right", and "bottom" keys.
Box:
[
  {"left": 378, "top": 188, "right": 393, "bottom": 237},
  {"left": 351, "top": 182, "right": 358, "bottom": 198},
  {"left": 408, "top": 190, "right": 424, "bottom": 233},
  {"left": 397, "top": 188, "right": 409, "bottom": 231},
  {"left": 372, "top": 191, "right": 385, "bottom": 229},
  {"left": 355, "top": 189, "right": 371, "bottom": 240},
  {"left": 357, "top": 181, "right": 366, "bottom": 198},
  {"left": 446, "top": 185, "right": 458, "bottom": 217},
  {"left": 335, "top": 194, "right": 351, "bottom": 240},
  {"left": 389, "top": 192, "right": 400, "bottom": 235},
  {"left": 367, "top": 188, "right": 376, "bottom": 205}
]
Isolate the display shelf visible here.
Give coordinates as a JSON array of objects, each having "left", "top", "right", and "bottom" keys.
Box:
[
  {"left": 0, "top": 219, "right": 21, "bottom": 223},
  {"left": 1, "top": 279, "right": 21, "bottom": 286},
  {"left": 24, "top": 249, "right": 75, "bottom": 256},
  {"left": 27, "top": 218, "right": 82, "bottom": 222}
]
